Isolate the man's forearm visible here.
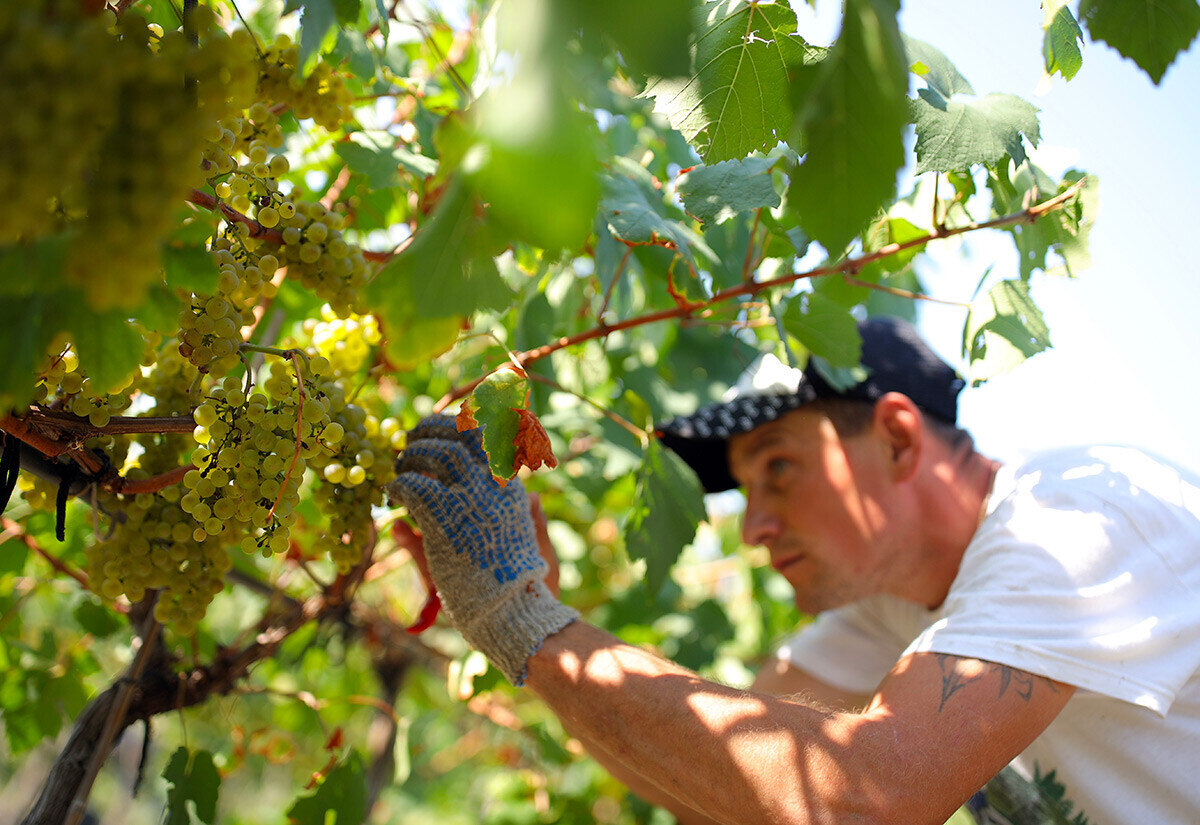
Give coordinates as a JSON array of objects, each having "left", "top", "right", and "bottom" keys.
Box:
[
  {"left": 525, "top": 620, "right": 867, "bottom": 825},
  {"left": 558, "top": 714, "right": 725, "bottom": 825}
]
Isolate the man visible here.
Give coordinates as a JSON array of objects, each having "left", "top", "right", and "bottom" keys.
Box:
[{"left": 389, "top": 316, "right": 1200, "bottom": 825}]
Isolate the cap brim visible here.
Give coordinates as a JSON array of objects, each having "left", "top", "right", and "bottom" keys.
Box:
[{"left": 656, "top": 390, "right": 812, "bottom": 493}]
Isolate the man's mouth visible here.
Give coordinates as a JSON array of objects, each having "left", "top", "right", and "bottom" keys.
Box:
[{"left": 770, "top": 553, "right": 805, "bottom": 573}]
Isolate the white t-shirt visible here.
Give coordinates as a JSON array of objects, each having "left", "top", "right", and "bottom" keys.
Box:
[{"left": 774, "top": 446, "right": 1200, "bottom": 825}]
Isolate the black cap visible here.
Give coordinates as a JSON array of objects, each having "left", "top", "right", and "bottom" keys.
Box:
[{"left": 656, "top": 316, "right": 965, "bottom": 493}]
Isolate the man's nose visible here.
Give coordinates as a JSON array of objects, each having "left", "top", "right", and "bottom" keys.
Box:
[{"left": 741, "top": 497, "right": 782, "bottom": 547}]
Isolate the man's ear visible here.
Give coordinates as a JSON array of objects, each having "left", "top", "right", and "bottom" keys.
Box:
[{"left": 872, "top": 393, "right": 923, "bottom": 482}]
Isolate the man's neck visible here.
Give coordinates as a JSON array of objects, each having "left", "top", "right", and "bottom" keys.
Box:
[{"left": 912, "top": 449, "right": 1001, "bottom": 610}]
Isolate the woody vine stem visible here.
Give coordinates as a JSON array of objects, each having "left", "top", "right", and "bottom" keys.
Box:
[{"left": 434, "top": 177, "right": 1090, "bottom": 409}]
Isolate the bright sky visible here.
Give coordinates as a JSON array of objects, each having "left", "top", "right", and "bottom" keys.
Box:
[{"left": 792, "top": 1, "right": 1200, "bottom": 472}]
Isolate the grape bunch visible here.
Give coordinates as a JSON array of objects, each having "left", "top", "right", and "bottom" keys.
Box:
[
  {"left": 33, "top": 337, "right": 156, "bottom": 453},
  {"left": 304, "top": 307, "right": 384, "bottom": 378},
  {"left": 177, "top": 234, "right": 278, "bottom": 376},
  {"left": 277, "top": 200, "right": 371, "bottom": 319},
  {"left": 0, "top": 0, "right": 257, "bottom": 309},
  {"left": 81, "top": 347, "right": 233, "bottom": 633},
  {"left": 257, "top": 34, "right": 357, "bottom": 131},
  {"left": 0, "top": 0, "right": 116, "bottom": 243},
  {"left": 310, "top": 391, "right": 395, "bottom": 573},
  {"left": 184, "top": 357, "right": 341, "bottom": 558}
]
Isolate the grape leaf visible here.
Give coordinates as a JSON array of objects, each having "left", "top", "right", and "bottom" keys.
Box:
[
  {"left": 163, "top": 244, "right": 220, "bottom": 295},
  {"left": 0, "top": 239, "right": 147, "bottom": 403},
  {"left": 467, "top": 85, "right": 603, "bottom": 251},
  {"left": 368, "top": 177, "right": 512, "bottom": 319},
  {"left": 910, "top": 88, "right": 1041, "bottom": 174},
  {"left": 1079, "top": 0, "right": 1200, "bottom": 84},
  {"left": 903, "top": 34, "right": 974, "bottom": 97},
  {"left": 601, "top": 163, "right": 716, "bottom": 267},
  {"left": 295, "top": 0, "right": 337, "bottom": 70},
  {"left": 1043, "top": 1, "right": 1085, "bottom": 82},
  {"left": 644, "top": 1, "right": 816, "bottom": 162},
  {"left": 0, "top": 541, "right": 27, "bottom": 576},
  {"left": 332, "top": 0, "right": 361, "bottom": 27},
  {"left": 335, "top": 28, "right": 376, "bottom": 78},
  {"left": 457, "top": 368, "right": 529, "bottom": 483},
  {"left": 987, "top": 164, "right": 1097, "bottom": 278},
  {"left": 561, "top": 0, "right": 695, "bottom": 78},
  {"left": 378, "top": 313, "right": 462, "bottom": 371},
  {"left": 781, "top": 291, "right": 862, "bottom": 367},
  {"left": 788, "top": 0, "right": 910, "bottom": 253},
  {"left": 676, "top": 156, "right": 781, "bottom": 225},
  {"left": 73, "top": 599, "right": 123, "bottom": 638},
  {"left": 963, "top": 279, "right": 1052, "bottom": 385},
  {"left": 334, "top": 131, "right": 437, "bottom": 189},
  {"left": 625, "top": 439, "right": 706, "bottom": 599},
  {"left": 287, "top": 751, "right": 367, "bottom": 825},
  {"left": 512, "top": 408, "right": 558, "bottom": 473},
  {"left": 163, "top": 747, "right": 221, "bottom": 825}
]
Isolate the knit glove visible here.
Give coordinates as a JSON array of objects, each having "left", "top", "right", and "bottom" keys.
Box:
[{"left": 386, "top": 416, "right": 579, "bottom": 686}]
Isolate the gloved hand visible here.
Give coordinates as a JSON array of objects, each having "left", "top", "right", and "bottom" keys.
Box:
[{"left": 386, "top": 416, "right": 579, "bottom": 686}]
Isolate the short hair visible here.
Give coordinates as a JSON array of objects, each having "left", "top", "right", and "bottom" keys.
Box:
[{"left": 810, "top": 398, "right": 976, "bottom": 455}]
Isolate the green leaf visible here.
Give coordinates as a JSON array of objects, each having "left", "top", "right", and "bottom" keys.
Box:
[
  {"left": 335, "top": 28, "right": 377, "bottom": 79},
  {"left": 335, "top": 132, "right": 438, "bottom": 189},
  {"left": 1079, "top": 0, "right": 1200, "bottom": 84},
  {"left": 788, "top": 0, "right": 910, "bottom": 253},
  {"left": 297, "top": 0, "right": 338, "bottom": 70},
  {"left": 131, "top": 282, "right": 185, "bottom": 337},
  {"left": 377, "top": 313, "right": 463, "bottom": 371},
  {"left": 73, "top": 599, "right": 123, "bottom": 639},
  {"left": 781, "top": 291, "right": 862, "bottom": 367},
  {"left": 66, "top": 308, "right": 147, "bottom": 396},
  {"left": 460, "top": 368, "right": 528, "bottom": 482},
  {"left": 0, "top": 240, "right": 147, "bottom": 403},
  {"left": 163, "top": 245, "right": 219, "bottom": 294},
  {"left": 367, "top": 178, "right": 511, "bottom": 319},
  {"left": 645, "top": 1, "right": 819, "bottom": 162},
  {"left": 963, "top": 279, "right": 1052, "bottom": 385},
  {"left": 287, "top": 751, "right": 368, "bottom": 825},
  {"left": 601, "top": 162, "right": 716, "bottom": 267},
  {"left": 0, "top": 542, "right": 27, "bottom": 576},
  {"left": 332, "top": 0, "right": 361, "bottom": 27},
  {"left": 987, "top": 164, "right": 1097, "bottom": 278},
  {"left": 625, "top": 440, "right": 706, "bottom": 599},
  {"left": 562, "top": 0, "right": 696, "bottom": 78},
  {"left": 1043, "top": 1, "right": 1085, "bottom": 81},
  {"left": 677, "top": 156, "right": 781, "bottom": 225},
  {"left": 466, "top": 84, "right": 603, "bottom": 250},
  {"left": 902, "top": 35, "right": 974, "bottom": 97},
  {"left": 910, "top": 88, "right": 1041, "bottom": 174},
  {"left": 163, "top": 747, "right": 221, "bottom": 825}
]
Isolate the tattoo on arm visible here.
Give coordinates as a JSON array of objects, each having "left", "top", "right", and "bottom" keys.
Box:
[
  {"left": 935, "top": 655, "right": 1058, "bottom": 713},
  {"left": 937, "top": 655, "right": 982, "bottom": 711}
]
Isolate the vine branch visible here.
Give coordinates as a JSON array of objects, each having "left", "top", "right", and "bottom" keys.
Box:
[{"left": 436, "top": 178, "right": 1089, "bottom": 408}]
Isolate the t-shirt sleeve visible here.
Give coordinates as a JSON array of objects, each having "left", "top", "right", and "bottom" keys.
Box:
[
  {"left": 775, "top": 595, "right": 934, "bottom": 695},
  {"left": 906, "top": 461, "right": 1200, "bottom": 716}
]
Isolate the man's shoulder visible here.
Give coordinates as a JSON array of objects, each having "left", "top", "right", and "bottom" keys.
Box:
[{"left": 995, "top": 444, "right": 1200, "bottom": 513}]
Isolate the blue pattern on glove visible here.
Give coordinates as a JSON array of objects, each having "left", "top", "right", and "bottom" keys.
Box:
[{"left": 393, "top": 420, "right": 543, "bottom": 584}]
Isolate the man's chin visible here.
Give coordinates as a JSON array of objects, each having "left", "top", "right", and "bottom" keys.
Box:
[{"left": 791, "top": 587, "right": 852, "bottom": 616}]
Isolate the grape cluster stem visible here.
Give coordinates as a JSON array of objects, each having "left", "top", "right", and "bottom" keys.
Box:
[{"left": 187, "top": 189, "right": 394, "bottom": 263}]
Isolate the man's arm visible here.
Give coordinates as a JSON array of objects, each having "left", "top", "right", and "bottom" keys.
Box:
[
  {"left": 751, "top": 658, "right": 873, "bottom": 713},
  {"left": 527, "top": 621, "right": 1074, "bottom": 825},
  {"left": 560, "top": 657, "right": 874, "bottom": 825}
]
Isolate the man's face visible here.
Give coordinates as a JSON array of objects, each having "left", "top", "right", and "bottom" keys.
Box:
[{"left": 727, "top": 407, "right": 906, "bottom": 614}]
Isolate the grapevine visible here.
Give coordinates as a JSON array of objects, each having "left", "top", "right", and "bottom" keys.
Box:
[{"left": 0, "top": 0, "right": 1117, "bottom": 821}]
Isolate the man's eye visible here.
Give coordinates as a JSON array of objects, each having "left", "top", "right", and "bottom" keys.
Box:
[{"left": 767, "top": 458, "right": 789, "bottom": 476}]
